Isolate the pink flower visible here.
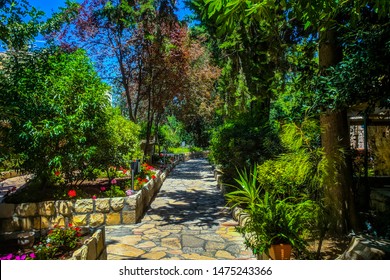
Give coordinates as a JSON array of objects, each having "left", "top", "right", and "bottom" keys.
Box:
[
  {"left": 100, "top": 186, "right": 106, "bottom": 192},
  {"left": 29, "top": 253, "right": 36, "bottom": 259},
  {"left": 92, "top": 195, "right": 97, "bottom": 200},
  {"left": 111, "top": 179, "right": 117, "bottom": 185},
  {"left": 126, "top": 189, "right": 134, "bottom": 196}
]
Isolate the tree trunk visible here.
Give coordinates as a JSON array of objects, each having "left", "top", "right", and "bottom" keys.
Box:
[{"left": 319, "top": 29, "right": 360, "bottom": 234}]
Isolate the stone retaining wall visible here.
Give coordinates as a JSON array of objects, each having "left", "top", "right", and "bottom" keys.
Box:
[
  {"left": 69, "top": 227, "right": 107, "bottom": 260},
  {"left": 0, "top": 161, "right": 179, "bottom": 234},
  {"left": 0, "top": 170, "right": 22, "bottom": 181}
]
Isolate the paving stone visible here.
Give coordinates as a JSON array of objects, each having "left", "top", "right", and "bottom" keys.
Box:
[
  {"left": 141, "top": 251, "right": 166, "bottom": 260},
  {"left": 181, "top": 253, "right": 216, "bottom": 260},
  {"left": 225, "top": 244, "right": 242, "bottom": 255},
  {"left": 138, "top": 241, "right": 156, "bottom": 248},
  {"left": 215, "top": 250, "right": 236, "bottom": 259},
  {"left": 161, "top": 237, "right": 182, "bottom": 249},
  {"left": 117, "top": 235, "right": 142, "bottom": 245},
  {"left": 143, "top": 228, "right": 170, "bottom": 239},
  {"left": 107, "top": 244, "right": 145, "bottom": 258},
  {"left": 182, "top": 235, "right": 205, "bottom": 248},
  {"left": 183, "top": 247, "right": 205, "bottom": 254},
  {"left": 150, "top": 247, "right": 168, "bottom": 252},
  {"left": 198, "top": 234, "right": 225, "bottom": 242},
  {"left": 205, "top": 241, "right": 226, "bottom": 250}
]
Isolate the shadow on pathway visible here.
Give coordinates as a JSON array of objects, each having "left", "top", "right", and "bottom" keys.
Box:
[{"left": 106, "top": 158, "right": 255, "bottom": 260}]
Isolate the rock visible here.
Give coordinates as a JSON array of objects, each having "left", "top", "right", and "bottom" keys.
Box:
[
  {"left": 106, "top": 213, "right": 121, "bottom": 225},
  {"left": 15, "top": 203, "right": 37, "bottom": 217},
  {"left": 141, "top": 251, "right": 166, "bottom": 260},
  {"left": 0, "top": 203, "right": 15, "bottom": 218},
  {"left": 74, "top": 199, "right": 94, "bottom": 213},
  {"left": 122, "top": 211, "right": 136, "bottom": 224},
  {"left": 72, "top": 214, "right": 88, "bottom": 226},
  {"left": 95, "top": 198, "right": 110, "bottom": 213},
  {"left": 89, "top": 213, "right": 104, "bottom": 227},
  {"left": 215, "top": 250, "right": 235, "bottom": 259},
  {"left": 38, "top": 201, "right": 55, "bottom": 216},
  {"left": 337, "top": 235, "right": 390, "bottom": 260},
  {"left": 161, "top": 237, "right": 182, "bottom": 249},
  {"left": 182, "top": 235, "right": 205, "bottom": 248},
  {"left": 56, "top": 201, "right": 73, "bottom": 216}
]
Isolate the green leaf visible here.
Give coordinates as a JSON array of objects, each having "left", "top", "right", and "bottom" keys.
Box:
[{"left": 304, "top": 21, "right": 311, "bottom": 30}]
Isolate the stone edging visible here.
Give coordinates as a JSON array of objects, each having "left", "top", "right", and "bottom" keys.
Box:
[
  {"left": 213, "top": 168, "right": 249, "bottom": 227},
  {"left": 0, "top": 160, "right": 180, "bottom": 234},
  {"left": 69, "top": 227, "right": 107, "bottom": 260}
]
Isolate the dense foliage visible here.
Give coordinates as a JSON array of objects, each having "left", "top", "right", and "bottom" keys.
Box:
[{"left": 0, "top": 49, "right": 110, "bottom": 186}]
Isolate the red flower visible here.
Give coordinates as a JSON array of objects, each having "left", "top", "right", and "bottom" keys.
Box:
[
  {"left": 122, "top": 169, "right": 127, "bottom": 174},
  {"left": 152, "top": 175, "right": 156, "bottom": 180},
  {"left": 54, "top": 170, "right": 61, "bottom": 176},
  {"left": 142, "top": 178, "right": 148, "bottom": 183},
  {"left": 92, "top": 195, "right": 97, "bottom": 200},
  {"left": 68, "top": 189, "right": 77, "bottom": 198},
  {"left": 137, "top": 177, "right": 142, "bottom": 182},
  {"left": 68, "top": 223, "right": 73, "bottom": 227}
]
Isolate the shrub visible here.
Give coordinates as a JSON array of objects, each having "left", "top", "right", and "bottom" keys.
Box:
[
  {"left": 209, "top": 115, "right": 281, "bottom": 183},
  {"left": 256, "top": 119, "right": 325, "bottom": 200},
  {"left": 95, "top": 108, "right": 142, "bottom": 181},
  {"left": 1, "top": 48, "right": 111, "bottom": 187}
]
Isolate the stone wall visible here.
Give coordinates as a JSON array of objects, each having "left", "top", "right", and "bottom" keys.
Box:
[
  {"left": 0, "top": 161, "right": 178, "bottom": 234},
  {"left": 0, "top": 170, "right": 21, "bottom": 181},
  {"left": 69, "top": 227, "right": 107, "bottom": 260}
]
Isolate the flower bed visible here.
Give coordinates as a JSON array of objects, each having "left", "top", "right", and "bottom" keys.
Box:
[
  {"left": 0, "top": 159, "right": 179, "bottom": 234},
  {"left": 0, "top": 225, "right": 106, "bottom": 260}
]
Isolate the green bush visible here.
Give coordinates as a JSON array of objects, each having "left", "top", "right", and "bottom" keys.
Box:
[
  {"left": 256, "top": 119, "right": 325, "bottom": 200},
  {"left": 209, "top": 115, "right": 281, "bottom": 183},
  {"left": 95, "top": 108, "right": 142, "bottom": 180},
  {"left": 0, "top": 48, "right": 111, "bottom": 187}
]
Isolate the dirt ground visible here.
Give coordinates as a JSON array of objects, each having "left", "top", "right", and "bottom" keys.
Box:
[{"left": 304, "top": 235, "right": 351, "bottom": 260}]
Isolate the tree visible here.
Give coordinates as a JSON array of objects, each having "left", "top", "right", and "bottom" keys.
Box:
[
  {"left": 191, "top": 0, "right": 390, "bottom": 233},
  {"left": 0, "top": 0, "right": 45, "bottom": 51},
  {"left": 0, "top": 48, "right": 111, "bottom": 187},
  {"left": 50, "top": 0, "right": 213, "bottom": 158}
]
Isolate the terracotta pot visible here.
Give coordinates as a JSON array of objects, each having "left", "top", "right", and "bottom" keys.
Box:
[{"left": 268, "top": 244, "right": 292, "bottom": 260}]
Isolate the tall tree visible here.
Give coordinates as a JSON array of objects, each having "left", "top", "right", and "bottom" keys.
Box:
[{"left": 191, "top": 0, "right": 390, "bottom": 233}]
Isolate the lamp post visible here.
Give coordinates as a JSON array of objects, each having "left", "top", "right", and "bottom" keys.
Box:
[{"left": 131, "top": 159, "right": 141, "bottom": 190}]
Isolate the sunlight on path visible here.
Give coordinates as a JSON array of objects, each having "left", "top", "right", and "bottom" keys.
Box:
[{"left": 105, "top": 158, "right": 255, "bottom": 260}]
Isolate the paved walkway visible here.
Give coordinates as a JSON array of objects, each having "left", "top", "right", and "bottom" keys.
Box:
[{"left": 106, "top": 158, "right": 255, "bottom": 260}]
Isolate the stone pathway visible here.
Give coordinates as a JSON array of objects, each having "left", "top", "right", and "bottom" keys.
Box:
[{"left": 106, "top": 158, "right": 256, "bottom": 260}]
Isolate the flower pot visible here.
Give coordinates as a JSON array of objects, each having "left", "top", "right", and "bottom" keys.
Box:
[
  {"left": 268, "top": 244, "right": 292, "bottom": 260},
  {"left": 17, "top": 232, "right": 35, "bottom": 249}
]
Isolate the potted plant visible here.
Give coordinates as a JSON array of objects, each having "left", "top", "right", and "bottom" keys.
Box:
[
  {"left": 237, "top": 191, "right": 316, "bottom": 260},
  {"left": 225, "top": 167, "right": 317, "bottom": 260}
]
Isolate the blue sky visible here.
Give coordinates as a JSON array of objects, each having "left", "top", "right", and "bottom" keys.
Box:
[{"left": 27, "top": 0, "right": 192, "bottom": 20}]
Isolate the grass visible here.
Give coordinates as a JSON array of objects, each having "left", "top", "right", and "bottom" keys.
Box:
[{"left": 168, "top": 146, "right": 204, "bottom": 154}]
